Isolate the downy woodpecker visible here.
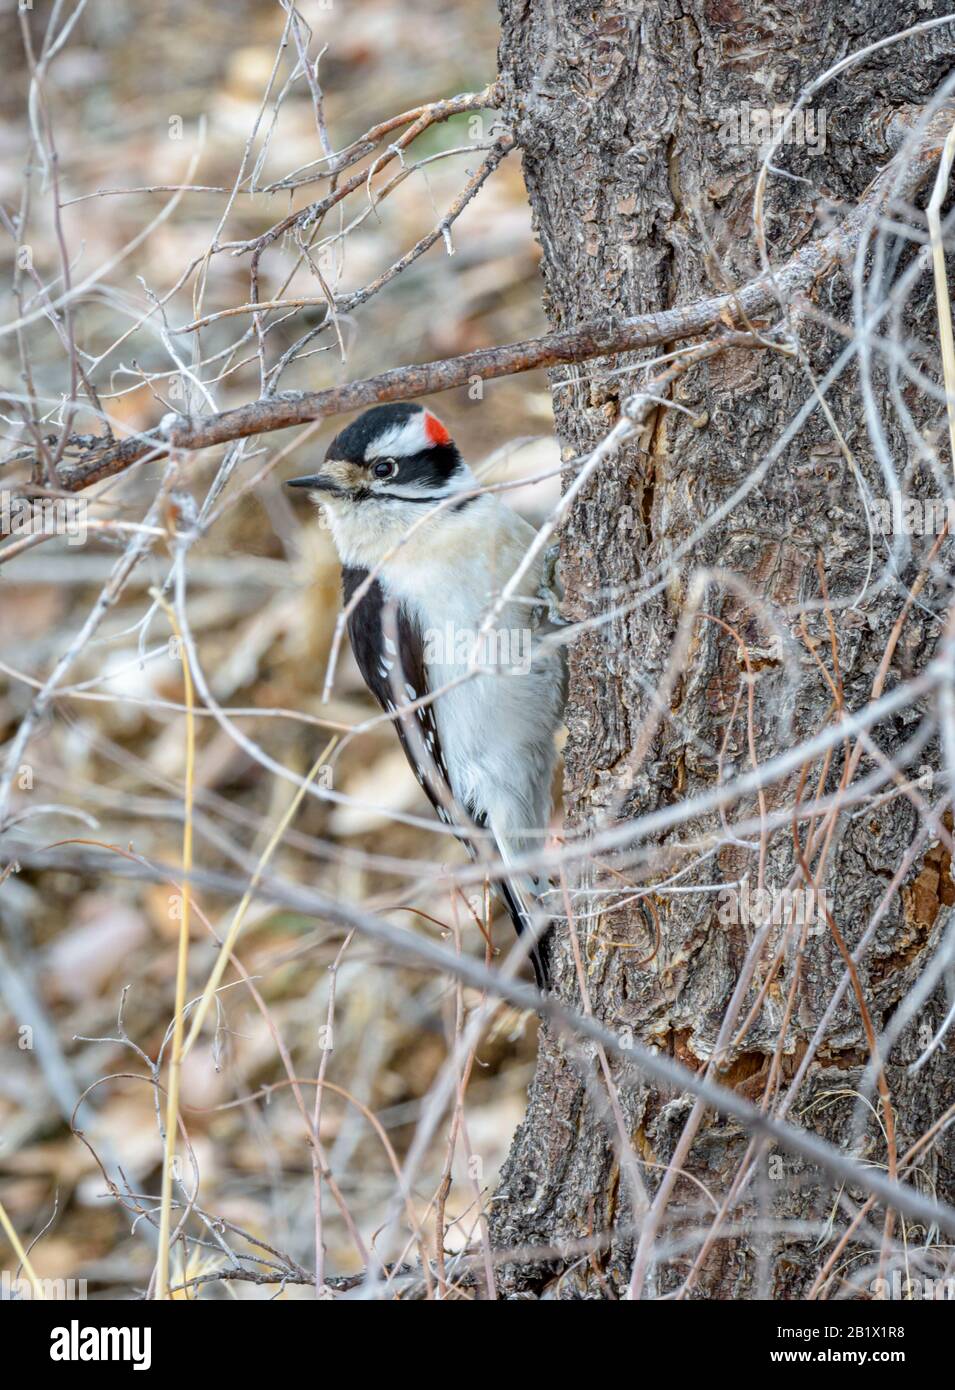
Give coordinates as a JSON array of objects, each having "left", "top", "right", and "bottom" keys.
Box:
[{"left": 287, "top": 403, "right": 565, "bottom": 989}]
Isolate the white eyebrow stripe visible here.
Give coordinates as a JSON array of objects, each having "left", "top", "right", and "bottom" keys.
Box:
[{"left": 364, "top": 414, "right": 429, "bottom": 460}]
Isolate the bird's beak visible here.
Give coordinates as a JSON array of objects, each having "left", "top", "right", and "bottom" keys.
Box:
[{"left": 285, "top": 473, "right": 342, "bottom": 494}]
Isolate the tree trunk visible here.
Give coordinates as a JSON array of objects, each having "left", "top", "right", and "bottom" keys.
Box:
[{"left": 490, "top": 0, "right": 955, "bottom": 1298}]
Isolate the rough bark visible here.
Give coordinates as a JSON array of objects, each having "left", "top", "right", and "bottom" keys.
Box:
[{"left": 490, "top": 0, "right": 955, "bottom": 1298}]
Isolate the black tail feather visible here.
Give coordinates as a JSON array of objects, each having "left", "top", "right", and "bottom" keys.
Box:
[{"left": 499, "top": 878, "right": 551, "bottom": 993}]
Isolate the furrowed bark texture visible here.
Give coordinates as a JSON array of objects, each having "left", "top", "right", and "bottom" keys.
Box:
[{"left": 491, "top": 0, "right": 955, "bottom": 1297}]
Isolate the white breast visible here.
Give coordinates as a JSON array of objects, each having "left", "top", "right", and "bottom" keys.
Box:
[{"left": 378, "top": 495, "right": 563, "bottom": 852}]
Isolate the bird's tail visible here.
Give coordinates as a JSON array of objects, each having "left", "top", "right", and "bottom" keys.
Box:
[
  {"left": 470, "top": 814, "right": 553, "bottom": 993},
  {"left": 498, "top": 874, "right": 552, "bottom": 994}
]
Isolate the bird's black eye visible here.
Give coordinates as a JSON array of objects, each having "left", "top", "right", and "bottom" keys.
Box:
[{"left": 372, "top": 457, "right": 397, "bottom": 480}]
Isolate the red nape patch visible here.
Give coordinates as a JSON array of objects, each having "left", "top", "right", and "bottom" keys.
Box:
[{"left": 423, "top": 411, "right": 451, "bottom": 446}]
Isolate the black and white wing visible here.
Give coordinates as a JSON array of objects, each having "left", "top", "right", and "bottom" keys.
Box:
[
  {"left": 342, "top": 565, "right": 456, "bottom": 826},
  {"left": 341, "top": 565, "right": 550, "bottom": 989}
]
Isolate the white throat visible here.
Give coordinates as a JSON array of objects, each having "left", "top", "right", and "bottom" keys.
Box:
[{"left": 316, "top": 464, "right": 479, "bottom": 572}]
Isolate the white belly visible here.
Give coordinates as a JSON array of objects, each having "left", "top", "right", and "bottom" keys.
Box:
[{"left": 377, "top": 497, "right": 563, "bottom": 848}]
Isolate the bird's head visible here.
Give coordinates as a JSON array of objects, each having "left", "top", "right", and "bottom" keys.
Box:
[
  {"left": 287, "top": 403, "right": 469, "bottom": 503},
  {"left": 286, "top": 403, "right": 474, "bottom": 567}
]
